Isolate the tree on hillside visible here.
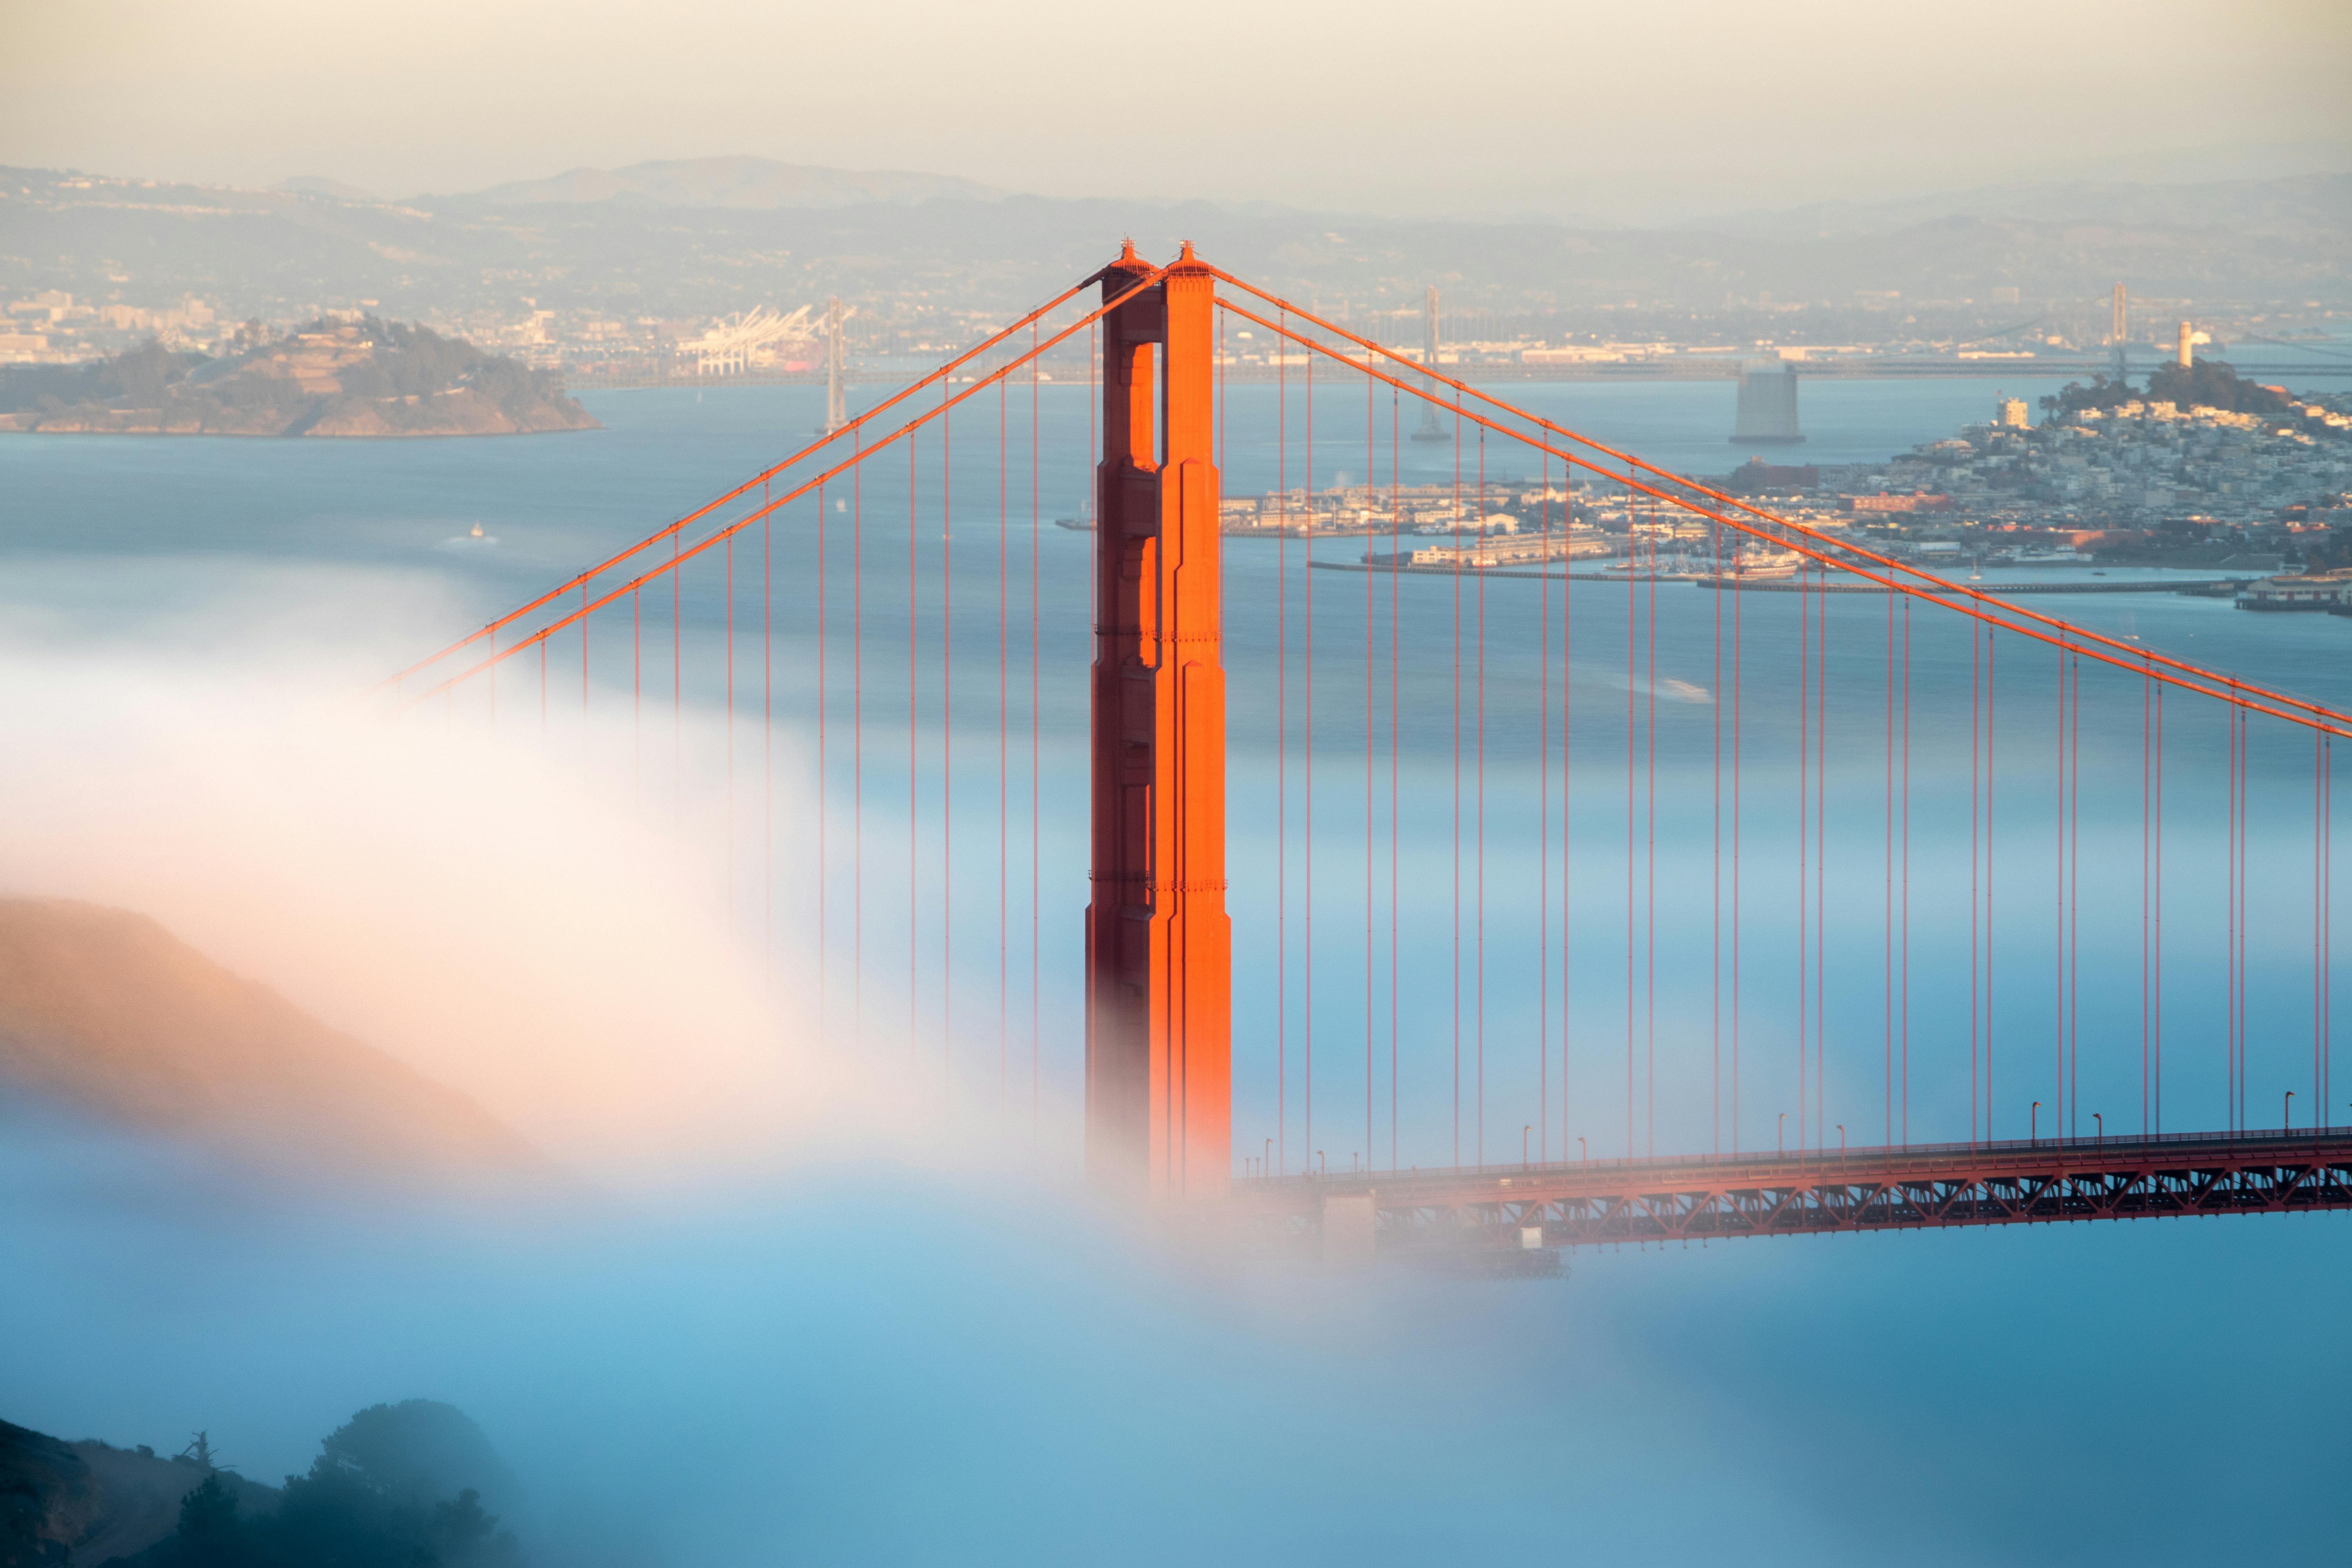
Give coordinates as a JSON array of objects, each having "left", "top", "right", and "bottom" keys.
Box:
[
  {"left": 2303, "top": 526, "right": 2352, "bottom": 572},
  {"left": 121, "top": 1402, "right": 521, "bottom": 1568},
  {"left": 314, "top": 1401, "right": 519, "bottom": 1515},
  {"left": 173, "top": 1475, "right": 241, "bottom": 1566},
  {"left": 2043, "top": 359, "right": 2297, "bottom": 422},
  {"left": 2041, "top": 373, "right": 2134, "bottom": 418},
  {"left": 2141, "top": 358, "right": 2294, "bottom": 417}
]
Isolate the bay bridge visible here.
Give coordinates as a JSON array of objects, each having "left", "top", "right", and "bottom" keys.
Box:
[{"left": 387, "top": 246, "right": 2352, "bottom": 1259}]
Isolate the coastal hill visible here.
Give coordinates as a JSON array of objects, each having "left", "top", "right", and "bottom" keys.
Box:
[
  {"left": 0, "top": 898, "right": 554, "bottom": 1192},
  {"left": 2, "top": 1403, "right": 521, "bottom": 1567},
  {"left": 0, "top": 317, "right": 599, "bottom": 437}
]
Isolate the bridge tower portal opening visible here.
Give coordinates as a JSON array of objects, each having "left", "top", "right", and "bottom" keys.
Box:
[{"left": 1085, "top": 243, "right": 1232, "bottom": 1199}]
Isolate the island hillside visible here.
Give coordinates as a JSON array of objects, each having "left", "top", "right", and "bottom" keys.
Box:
[{"left": 0, "top": 318, "right": 599, "bottom": 437}]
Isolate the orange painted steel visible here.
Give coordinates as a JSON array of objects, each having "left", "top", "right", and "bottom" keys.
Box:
[
  {"left": 381, "top": 274, "right": 1111, "bottom": 697},
  {"left": 1085, "top": 243, "right": 1233, "bottom": 1198},
  {"left": 401, "top": 270, "right": 1164, "bottom": 706},
  {"left": 1207, "top": 270, "right": 2352, "bottom": 739},
  {"left": 1212, "top": 292, "right": 2352, "bottom": 739}
]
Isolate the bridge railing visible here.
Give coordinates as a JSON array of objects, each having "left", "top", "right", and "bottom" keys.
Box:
[{"left": 1243, "top": 1123, "right": 2352, "bottom": 1193}]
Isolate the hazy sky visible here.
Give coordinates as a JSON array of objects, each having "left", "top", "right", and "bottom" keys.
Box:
[{"left": 5, "top": 0, "right": 2350, "bottom": 219}]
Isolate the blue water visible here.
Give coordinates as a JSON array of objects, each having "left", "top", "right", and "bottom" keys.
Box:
[{"left": 3, "top": 376, "right": 2348, "bottom": 1563}]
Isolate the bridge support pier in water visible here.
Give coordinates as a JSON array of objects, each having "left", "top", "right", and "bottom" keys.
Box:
[{"left": 1085, "top": 244, "right": 1232, "bottom": 1199}]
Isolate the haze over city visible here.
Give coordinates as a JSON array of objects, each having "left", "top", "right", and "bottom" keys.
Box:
[
  {"left": 7, "top": 0, "right": 2349, "bottom": 219},
  {"left": 5, "top": 3, "right": 2352, "bottom": 1565}
]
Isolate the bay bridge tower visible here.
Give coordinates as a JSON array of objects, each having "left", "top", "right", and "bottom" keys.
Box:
[{"left": 1412, "top": 284, "right": 1447, "bottom": 441}]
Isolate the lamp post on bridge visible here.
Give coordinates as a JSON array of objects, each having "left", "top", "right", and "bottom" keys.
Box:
[
  {"left": 2032, "top": 1101, "right": 2041, "bottom": 1145},
  {"left": 2093, "top": 1112, "right": 2102, "bottom": 1146},
  {"left": 1778, "top": 1113, "right": 1786, "bottom": 1155},
  {"left": 1523, "top": 1125, "right": 1532, "bottom": 1169},
  {"left": 1577, "top": 1136, "right": 1587, "bottom": 1168},
  {"left": 1837, "top": 1125, "right": 1846, "bottom": 1156},
  {"left": 2286, "top": 1090, "right": 2295, "bottom": 1131}
]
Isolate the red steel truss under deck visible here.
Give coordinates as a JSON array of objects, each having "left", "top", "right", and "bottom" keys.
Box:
[{"left": 1242, "top": 1129, "right": 2352, "bottom": 1250}]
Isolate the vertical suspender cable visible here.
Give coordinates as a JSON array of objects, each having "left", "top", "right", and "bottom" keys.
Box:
[
  {"left": 909, "top": 437, "right": 920, "bottom": 1058},
  {"left": 1365, "top": 364, "right": 1376, "bottom": 1169},
  {"left": 1454, "top": 393, "right": 1463, "bottom": 1165},
  {"left": 790, "top": 496, "right": 800, "bottom": 1011},
  {"left": 854, "top": 423, "right": 865, "bottom": 1041},
  {"left": 1277, "top": 312, "right": 1288, "bottom": 1171},
  {"left": 632, "top": 592, "right": 642, "bottom": 802},
  {"left": 1563, "top": 448, "right": 1574, "bottom": 1157},
  {"left": 1647, "top": 500, "right": 1657, "bottom": 1157},
  {"left": 1391, "top": 383, "right": 1402, "bottom": 1168},
  {"left": 1713, "top": 512, "right": 1722, "bottom": 1155},
  {"left": 2054, "top": 643, "right": 2065, "bottom": 1134},
  {"left": 1798, "top": 544, "right": 1810, "bottom": 1153},
  {"left": 1305, "top": 350, "right": 1316, "bottom": 1168},
  {"left": 1815, "top": 579, "right": 1826, "bottom": 1149},
  {"left": 1626, "top": 472, "right": 1637, "bottom": 1159},
  {"left": 672, "top": 534, "right": 681, "bottom": 811},
  {"left": 999, "top": 377, "right": 1009, "bottom": 1100},
  {"left": 931, "top": 404, "right": 941, "bottom": 1081},
  {"left": 1730, "top": 536, "right": 1740, "bottom": 1152},
  {"left": 1031, "top": 321, "right": 1042, "bottom": 1118},
  {"left": 726, "top": 538, "right": 735, "bottom": 925}
]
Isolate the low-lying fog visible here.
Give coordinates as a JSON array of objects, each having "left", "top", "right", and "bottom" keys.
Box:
[{"left": 2, "top": 593, "right": 2345, "bottom": 1566}]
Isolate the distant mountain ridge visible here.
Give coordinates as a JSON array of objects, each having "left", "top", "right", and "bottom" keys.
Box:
[
  {"left": 3, "top": 160, "right": 2344, "bottom": 334},
  {"left": 445, "top": 155, "right": 1004, "bottom": 211},
  {"left": 1696, "top": 171, "right": 2352, "bottom": 240}
]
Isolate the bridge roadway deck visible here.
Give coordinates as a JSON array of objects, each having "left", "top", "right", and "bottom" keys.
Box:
[{"left": 1236, "top": 1128, "right": 2352, "bottom": 1249}]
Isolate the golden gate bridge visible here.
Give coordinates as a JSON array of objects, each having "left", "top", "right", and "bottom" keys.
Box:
[{"left": 384, "top": 245, "right": 2350, "bottom": 1260}]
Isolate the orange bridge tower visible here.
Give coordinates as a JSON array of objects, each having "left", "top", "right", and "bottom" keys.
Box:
[{"left": 1085, "top": 243, "right": 1232, "bottom": 1198}]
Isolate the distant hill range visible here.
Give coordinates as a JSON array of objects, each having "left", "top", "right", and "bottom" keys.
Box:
[
  {"left": 0, "top": 317, "right": 598, "bottom": 437},
  {"left": 1685, "top": 171, "right": 2350, "bottom": 240},
  {"left": 0, "top": 157, "right": 2343, "bottom": 331},
  {"left": 447, "top": 154, "right": 1004, "bottom": 210},
  {"left": 0, "top": 899, "right": 554, "bottom": 1191}
]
